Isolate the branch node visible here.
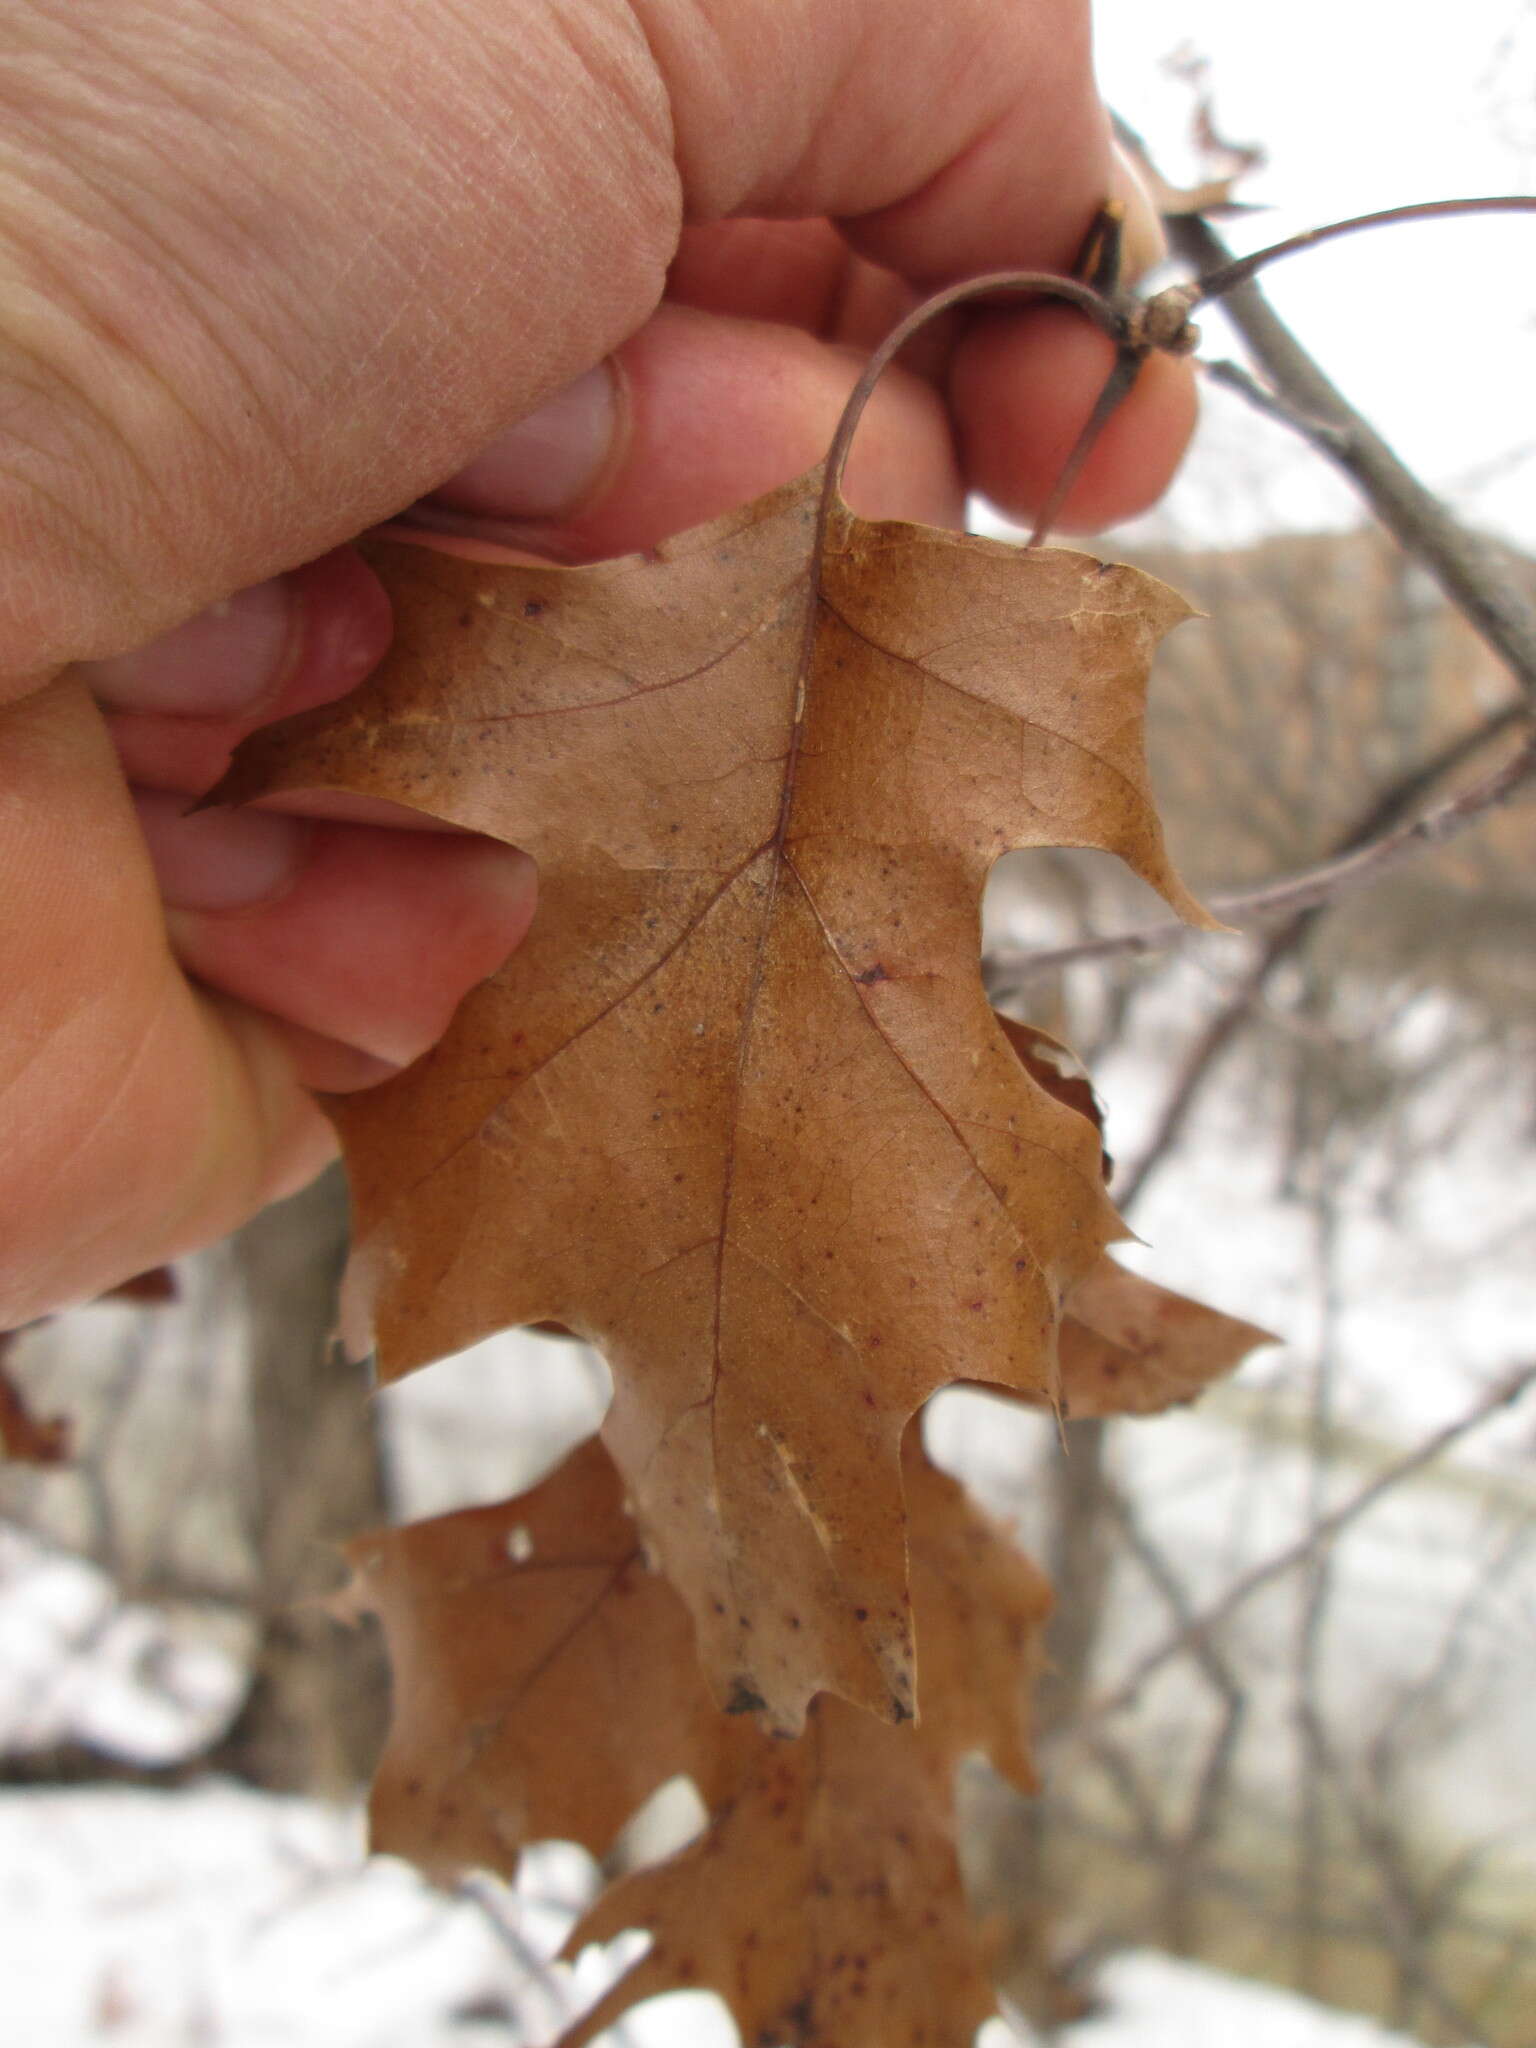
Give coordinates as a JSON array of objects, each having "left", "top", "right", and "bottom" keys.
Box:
[{"left": 1131, "top": 283, "right": 1203, "bottom": 355}]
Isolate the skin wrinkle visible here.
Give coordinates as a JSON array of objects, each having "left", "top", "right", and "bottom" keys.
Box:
[
  {"left": 5, "top": 983, "right": 203, "bottom": 1312},
  {"left": 0, "top": 264, "right": 226, "bottom": 551},
  {"left": 0, "top": 266, "right": 277, "bottom": 661},
  {"left": 0, "top": 228, "right": 224, "bottom": 568},
  {"left": 0, "top": 30, "right": 302, "bottom": 467},
  {"left": 0, "top": 428, "right": 135, "bottom": 651},
  {"left": 0, "top": 3, "right": 684, "bottom": 670},
  {"left": 623, "top": 0, "right": 739, "bottom": 216}
]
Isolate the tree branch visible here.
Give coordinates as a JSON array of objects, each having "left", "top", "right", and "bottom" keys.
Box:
[
  {"left": 1169, "top": 207, "right": 1536, "bottom": 703},
  {"left": 986, "top": 725, "right": 1535, "bottom": 989},
  {"left": 1054, "top": 1358, "right": 1536, "bottom": 1746}
]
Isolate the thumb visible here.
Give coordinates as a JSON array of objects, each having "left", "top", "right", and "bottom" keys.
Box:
[{"left": 0, "top": 0, "right": 1117, "bottom": 675}]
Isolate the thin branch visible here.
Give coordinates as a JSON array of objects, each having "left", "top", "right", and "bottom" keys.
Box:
[
  {"left": 1113, "top": 926, "right": 1284, "bottom": 1210},
  {"left": 1055, "top": 1358, "right": 1536, "bottom": 1744},
  {"left": 1166, "top": 207, "right": 1536, "bottom": 702},
  {"left": 987, "top": 725, "right": 1535, "bottom": 987},
  {"left": 1027, "top": 348, "right": 1144, "bottom": 546},
  {"left": 1191, "top": 196, "right": 1536, "bottom": 305},
  {"left": 1203, "top": 356, "right": 1350, "bottom": 450}
]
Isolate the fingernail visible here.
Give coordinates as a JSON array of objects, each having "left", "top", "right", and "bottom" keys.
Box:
[
  {"left": 432, "top": 364, "right": 621, "bottom": 519},
  {"left": 88, "top": 577, "right": 298, "bottom": 716},
  {"left": 135, "top": 791, "right": 310, "bottom": 912},
  {"left": 463, "top": 840, "right": 539, "bottom": 919}
]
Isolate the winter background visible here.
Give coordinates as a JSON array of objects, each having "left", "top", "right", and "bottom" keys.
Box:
[{"left": 2, "top": 6, "right": 1533, "bottom": 2045}]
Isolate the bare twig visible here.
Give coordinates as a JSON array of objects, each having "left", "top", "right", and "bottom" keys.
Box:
[
  {"left": 1170, "top": 207, "right": 1536, "bottom": 702},
  {"left": 986, "top": 725, "right": 1535, "bottom": 989},
  {"left": 1202, "top": 356, "right": 1351, "bottom": 449},
  {"left": 1109, "top": 115, "right": 1536, "bottom": 697},
  {"left": 1100, "top": 1488, "right": 1247, "bottom": 1954},
  {"left": 1055, "top": 1358, "right": 1536, "bottom": 1744},
  {"left": 1114, "top": 927, "right": 1286, "bottom": 1210}
]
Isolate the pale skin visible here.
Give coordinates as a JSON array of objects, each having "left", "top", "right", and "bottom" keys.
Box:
[{"left": 0, "top": 0, "right": 1196, "bottom": 1326}]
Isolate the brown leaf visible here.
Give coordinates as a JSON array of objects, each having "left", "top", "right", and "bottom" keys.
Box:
[
  {"left": 1114, "top": 98, "right": 1264, "bottom": 219},
  {"left": 96, "top": 1265, "right": 178, "bottom": 1305},
  {"left": 560, "top": 1699, "right": 999, "bottom": 2048},
  {"left": 343, "top": 1437, "right": 752, "bottom": 1881},
  {"left": 0, "top": 1331, "right": 70, "bottom": 1465},
  {"left": 556, "top": 1439, "right": 1051, "bottom": 2048},
  {"left": 985, "top": 1021, "right": 1267, "bottom": 1419},
  {"left": 993, "top": 1013, "right": 1109, "bottom": 1173},
  {"left": 1056, "top": 1254, "right": 1272, "bottom": 1419},
  {"left": 220, "top": 465, "right": 1203, "bottom": 1728},
  {"left": 352, "top": 1430, "right": 1050, "bottom": 2046}
]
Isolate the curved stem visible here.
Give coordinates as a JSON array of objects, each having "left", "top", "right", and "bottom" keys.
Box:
[
  {"left": 1027, "top": 347, "right": 1145, "bottom": 546},
  {"left": 817, "top": 270, "right": 1120, "bottom": 532},
  {"left": 1194, "top": 195, "right": 1536, "bottom": 304},
  {"left": 816, "top": 194, "right": 1536, "bottom": 564}
]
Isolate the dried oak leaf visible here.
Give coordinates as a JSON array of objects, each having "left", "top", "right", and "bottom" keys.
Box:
[
  {"left": 989, "top": 1014, "right": 1272, "bottom": 1419},
  {"left": 220, "top": 463, "right": 1204, "bottom": 1730},
  {"left": 993, "top": 1013, "right": 1108, "bottom": 1167},
  {"left": 557, "top": 1437, "right": 1050, "bottom": 2048},
  {"left": 346, "top": 1431, "right": 1049, "bottom": 2048},
  {"left": 1055, "top": 1254, "right": 1272, "bottom": 1418},
  {"left": 343, "top": 1434, "right": 754, "bottom": 1882}
]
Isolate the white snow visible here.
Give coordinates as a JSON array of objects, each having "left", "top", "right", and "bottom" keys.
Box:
[{"left": 0, "top": 1780, "right": 1449, "bottom": 2048}]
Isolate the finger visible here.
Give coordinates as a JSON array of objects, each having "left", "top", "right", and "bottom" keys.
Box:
[
  {"left": 88, "top": 548, "right": 393, "bottom": 795},
  {"left": 663, "top": 151, "right": 1168, "bottom": 348},
  {"left": 94, "top": 543, "right": 537, "bottom": 1072},
  {"left": 667, "top": 220, "right": 917, "bottom": 353},
  {"left": 135, "top": 793, "right": 538, "bottom": 1071},
  {"left": 665, "top": 221, "right": 957, "bottom": 391},
  {"left": 2, "top": 0, "right": 1124, "bottom": 670},
  {"left": 0, "top": 668, "right": 540, "bottom": 1324},
  {"left": 0, "top": 678, "right": 328, "bottom": 1323},
  {"left": 427, "top": 301, "right": 967, "bottom": 556},
  {"left": 655, "top": 0, "right": 1109, "bottom": 281},
  {"left": 426, "top": 285, "right": 1190, "bottom": 553},
  {"left": 950, "top": 306, "right": 1199, "bottom": 532}
]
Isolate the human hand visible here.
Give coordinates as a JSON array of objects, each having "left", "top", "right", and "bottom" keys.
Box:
[{"left": 0, "top": 0, "right": 1195, "bottom": 1325}]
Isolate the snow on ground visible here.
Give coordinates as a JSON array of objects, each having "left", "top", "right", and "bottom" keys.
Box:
[
  {"left": 0, "top": 1781, "right": 1444, "bottom": 2048},
  {"left": 0, "top": 1525, "right": 248, "bottom": 1766},
  {"left": 1041, "top": 1952, "right": 1449, "bottom": 2048},
  {"left": 4, "top": 899, "right": 1528, "bottom": 2047}
]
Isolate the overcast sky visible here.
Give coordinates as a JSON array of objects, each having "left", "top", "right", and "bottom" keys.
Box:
[{"left": 1090, "top": 0, "right": 1536, "bottom": 546}]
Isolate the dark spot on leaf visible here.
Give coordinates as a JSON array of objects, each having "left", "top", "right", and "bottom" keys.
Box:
[{"left": 783, "top": 1993, "right": 815, "bottom": 2039}]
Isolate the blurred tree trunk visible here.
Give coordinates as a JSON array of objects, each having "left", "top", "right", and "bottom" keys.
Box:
[
  {"left": 1038, "top": 1417, "right": 1115, "bottom": 1739},
  {"left": 208, "top": 1167, "right": 390, "bottom": 1796}
]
